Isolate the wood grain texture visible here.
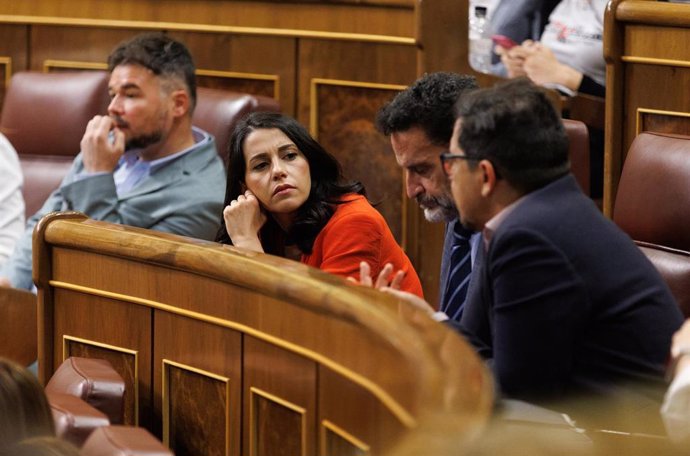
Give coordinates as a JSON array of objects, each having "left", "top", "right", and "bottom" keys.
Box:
[
  {"left": 155, "top": 312, "right": 241, "bottom": 456},
  {"left": 312, "top": 82, "right": 405, "bottom": 242},
  {"left": 0, "top": 1, "right": 415, "bottom": 37},
  {"left": 34, "top": 212, "right": 493, "bottom": 456},
  {"left": 0, "top": 286, "right": 37, "bottom": 366},
  {"left": 56, "top": 287, "right": 150, "bottom": 426}
]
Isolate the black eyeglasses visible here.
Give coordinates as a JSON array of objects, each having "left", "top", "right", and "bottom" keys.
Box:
[{"left": 439, "top": 152, "right": 480, "bottom": 175}]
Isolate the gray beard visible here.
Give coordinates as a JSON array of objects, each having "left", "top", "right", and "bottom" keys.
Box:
[{"left": 417, "top": 194, "right": 458, "bottom": 223}]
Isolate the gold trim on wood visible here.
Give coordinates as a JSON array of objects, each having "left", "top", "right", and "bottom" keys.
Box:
[
  {"left": 162, "top": 359, "right": 231, "bottom": 455},
  {"left": 249, "top": 386, "right": 307, "bottom": 456},
  {"left": 635, "top": 108, "right": 690, "bottom": 136},
  {"left": 320, "top": 419, "right": 371, "bottom": 456},
  {"left": 43, "top": 59, "right": 107, "bottom": 72},
  {"left": 49, "top": 279, "right": 416, "bottom": 428},
  {"left": 196, "top": 68, "right": 280, "bottom": 101},
  {"left": 0, "top": 15, "right": 416, "bottom": 45},
  {"left": 621, "top": 55, "right": 690, "bottom": 68},
  {"left": 62, "top": 335, "right": 140, "bottom": 425},
  {"left": 0, "top": 56, "right": 12, "bottom": 89}
]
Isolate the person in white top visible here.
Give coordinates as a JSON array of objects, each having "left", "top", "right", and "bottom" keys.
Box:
[
  {"left": 0, "top": 133, "right": 24, "bottom": 268},
  {"left": 495, "top": 0, "right": 607, "bottom": 97}
]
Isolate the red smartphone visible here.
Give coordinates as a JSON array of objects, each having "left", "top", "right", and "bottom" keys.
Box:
[{"left": 491, "top": 34, "right": 518, "bottom": 50}]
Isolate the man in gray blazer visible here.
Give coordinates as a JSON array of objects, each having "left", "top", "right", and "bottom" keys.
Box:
[
  {"left": 376, "top": 73, "right": 481, "bottom": 321},
  {"left": 0, "top": 33, "right": 225, "bottom": 290}
]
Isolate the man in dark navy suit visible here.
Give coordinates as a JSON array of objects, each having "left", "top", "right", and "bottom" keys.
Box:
[{"left": 444, "top": 78, "right": 683, "bottom": 414}]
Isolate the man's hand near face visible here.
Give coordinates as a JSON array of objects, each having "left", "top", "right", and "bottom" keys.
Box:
[{"left": 80, "top": 115, "right": 126, "bottom": 173}]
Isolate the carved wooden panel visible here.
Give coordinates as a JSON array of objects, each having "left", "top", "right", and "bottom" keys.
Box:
[
  {"left": 170, "top": 32, "right": 296, "bottom": 115},
  {"left": 43, "top": 60, "right": 107, "bottom": 72},
  {"left": 636, "top": 108, "right": 690, "bottom": 137},
  {"left": 196, "top": 70, "right": 278, "bottom": 100},
  {"left": 52, "top": 286, "right": 152, "bottom": 427},
  {"left": 63, "top": 335, "right": 139, "bottom": 425},
  {"left": 321, "top": 420, "right": 370, "bottom": 456},
  {"left": 163, "top": 361, "right": 230, "bottom": 456},
  {"left": 310, "top": 79, "right": 406, "bottom": 244},
  {"left": 30, "top": 26, "right": 138, "bottom": 72},
  {"left": 623, "top": 64, "right": 690, "bottom": 165},
  {"left": 318, "top": 366, "right": 404, "bottom": 456},
  {"left": 154, "top": 311, "right": 241, "bottom": 456},
  {"left": 251, "top": 387, "right": 306, "bottom": 456},
  {"left": 243, "top": 336, "right": 316, "bottom": 456}
]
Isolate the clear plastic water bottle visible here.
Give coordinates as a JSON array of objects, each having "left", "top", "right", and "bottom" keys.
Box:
[{"left": 469, "top": 6, "right": 492, "bottom": 74}]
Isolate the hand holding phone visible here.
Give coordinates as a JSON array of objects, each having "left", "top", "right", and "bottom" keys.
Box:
[{"left": 492, "top": 35, "right": 518, "bottom": 50}]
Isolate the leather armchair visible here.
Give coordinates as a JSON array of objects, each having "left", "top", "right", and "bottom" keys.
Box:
[
  {"left": 45, "top": 357, "right": 125, "bottom": 424},
  {"left": 80, "top": 426, "right": 173, "bottom": 456},
  {"left": 48, "top": 392, "right": 110, "bottom": 447},
  {"left": 193, "top": 86, "right": 280, "bottom": 164},
  {"left": 613, "top": 131, "right": 690, "bottom": 316},
  {"left": 0, "top": 71, "right": 110, "bottom": 217}
]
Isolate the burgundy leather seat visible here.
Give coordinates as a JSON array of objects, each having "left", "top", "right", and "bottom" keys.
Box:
[
  {"left": 0, "top": 71, "right": 111, "bottom": 218},
  {"left": 613, "top": 131, "right": 690, "bottom": 316},
  {"left": 193, "top": 86, "right": 280, "bottom": 164},
  {"left": 81, "top": 426, "right": 173, "bottom": 456},
  {"left": 45, "top": 357, "right": 125, "bottom": 424},
  {"left": 48, "top": 392, "right": 110, "bottom": 447},
  {"left": 563, "top": 118, "right": 590, "bottom": 197}
]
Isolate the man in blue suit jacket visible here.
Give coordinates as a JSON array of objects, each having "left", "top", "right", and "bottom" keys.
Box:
[
  {"left": 444, "top": 79, "right": 683, "bottom": 412},
  {"left": 376, "top": 73, "right": 482, "bottom": 321},
  {"left": 0, "top": 33, "right": 225, "bottom": 290}
]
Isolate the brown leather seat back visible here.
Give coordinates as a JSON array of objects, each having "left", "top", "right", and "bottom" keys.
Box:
[
  {"left": 0, "top": 71, "right": 111, "bottom": 217},
  {"left": 563, "top": 118, "right": 590, "bottom": 196},
  {"left": 614, "top": 132, "right": 690, "bottom": 250},
  {"left": 613, "top": 132, "right": 690, "bottom": 316},
  {"left": 48, "top": 392, "right": 110, "bottom": 447},
  {"left": 81, "top": 426, "right": 173, "bottom": 456},
  {"left": 637, "top": 243, "right": 690, "bottom": 317},
  {"left": 45, "top": 357, "right": 125, "bottom": 424},
  {"left": 193, "top": 86, "right": 281, "bottom": 164}
]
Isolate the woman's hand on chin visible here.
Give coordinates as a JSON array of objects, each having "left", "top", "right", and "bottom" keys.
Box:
[{"left": 223, "top": 190, "right": 267, "bottom": 253}]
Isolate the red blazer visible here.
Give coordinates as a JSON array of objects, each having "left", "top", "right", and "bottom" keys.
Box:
[{"left": 301, "top": 194, "right": 423, "bottom": 298}]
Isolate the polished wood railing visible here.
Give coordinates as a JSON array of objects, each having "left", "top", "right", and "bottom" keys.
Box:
[{"left": 33, "top": 211, "right": 493, "bottom": 456}]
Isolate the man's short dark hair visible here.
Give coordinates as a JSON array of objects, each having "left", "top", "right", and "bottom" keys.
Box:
[
  {"left": 454, "top": 78, "right": 569, "bottom": 193},
  {"left": 108, "top": 33, "right": 197, "bottom": 112},
  {"left": 376, "top": 72, "right": 478, "bottom": 146}
]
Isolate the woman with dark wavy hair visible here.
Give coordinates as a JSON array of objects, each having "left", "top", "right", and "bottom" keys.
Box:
[
  {"left": 0, "top": 357, "right": 55, "bottom": 448},
  {"left": 216, "top": 112, "right": 423, "bottom": 297}
]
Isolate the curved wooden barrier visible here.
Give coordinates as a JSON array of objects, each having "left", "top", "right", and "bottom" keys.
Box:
[{"left": 33, "top": 211, "right": 492, "bottom": 456}]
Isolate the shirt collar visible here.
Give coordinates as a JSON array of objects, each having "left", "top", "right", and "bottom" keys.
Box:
[
  {"left": 117, "top": 126, "right": 211, "bottom": 174},
  {"left": 482, "top": 195, "right": 527, "bottom": 250}
]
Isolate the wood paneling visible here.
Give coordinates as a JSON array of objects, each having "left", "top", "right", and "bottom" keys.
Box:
[
  {"left": 172, "top": 31, "right": 295, "bottom": 114},
  {"left": 64, "top": 336, "right": 139, "bottom": 426},
  {"left": 155, "top": 313, "right": 242, "bottom": 456},
  {"left": 604, "top": 0, "right": 690, "bottom": 214},
  {"left": 35, "top": 213, "right": 493, "bottom": 456},
  {"left": 2, "top": 0, "right": 476, "bottom": 320},
  {"left": 244, "top": 337, "right": 316, "bottom": 456},
  {"left": 54, "top": 287, "right": 150, "bottom": 426},
  {"left": 0, "top": 1, "right": 415, "bottom": 37},
  {"left": 311, "top": 79, "right": 406, "bottom": 243}
]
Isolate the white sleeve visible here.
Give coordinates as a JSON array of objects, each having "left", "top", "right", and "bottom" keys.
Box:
[
  {"left": 662, "top": 365, "right": 690, "bottom": 442},
  {"left": 0, "top": 134, "right": 24, "bottom": 268}
]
